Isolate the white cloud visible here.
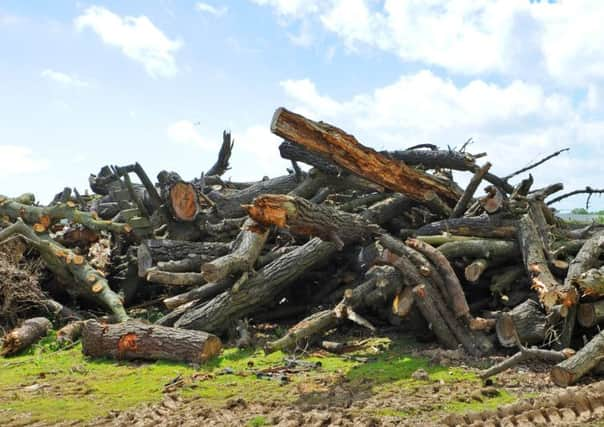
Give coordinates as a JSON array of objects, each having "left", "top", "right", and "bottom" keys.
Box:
[
  {"left": 41, "top": 69, "right": 90, "bottom": 87},
  {"left": 251, "top": 0, "right": 322, "bottom": 18},
  {"left": 233, "top": 125, "right": 286, "bottom": 177},
  {"left": 279, "top": 72, "right": 604, "bottom": 209},
  {"left": 74, "top": 6, "right": 182, "bottom": 78},
  {"left": 196, "top": 2, "right": 228, "bottom": 17},
  {"left": 254, "top": 0, "right": 604, "bottom": 84},
  {"left": 0, "top": 146, "right": 49, "bottom": 177},
  {"left": 167, "top": 120, "right": 215, "bottom": 150}
]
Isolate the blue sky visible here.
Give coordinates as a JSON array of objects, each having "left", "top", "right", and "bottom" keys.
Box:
[{"left": 1, "top": 0, "right": 604, "bottom": 210}]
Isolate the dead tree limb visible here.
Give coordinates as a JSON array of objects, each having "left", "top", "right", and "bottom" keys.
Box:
[
  {"left": 503, "top": 148, "right": 569, "bottom": 181},
  {"left": 201, "top": 218, "right": 269, "bottom": 282},
  {"left": 243, "top": 194, "right": 381, "bottom": 249},
  {"left": 481, "top": 346, "right": 570, "bottom": 379},
  {"left": 547, "top": 186, "right": 604, "bottom": 207},
  {"left": 271, "top": 108, "right": 462, "bottom": 204},
  {"left": 206, "top": 130, "right": 234, "bottom": 176},
  {"left": 450, "top": 162, "right": 491, "bottom": 218},
  {"left": 551, "top": 329, "right": 604, "bottom": 386}
]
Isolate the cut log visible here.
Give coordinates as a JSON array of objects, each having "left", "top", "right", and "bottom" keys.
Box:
[
  {"left": 81, "top": 320, "right": 221, "bottom": 364},
  {"left": 495, "top": 299, "right": 547, "bottom": 348},
  {"left": 207, "top": 174, "right": 301, "bottom": 219},
  {"left": 1, "top": 317, "right": 52, "bottom": 356},
  {"left": 577, "top": 301, "right": 604, "bottom": 328},
  {"left": 57, "top": 321, "right": 85, "bottom": 344},
  {"left": 174, "top": 238, "right": 337, "bottom": 333},
  {"left": 243, "top": 194, "right": 380, "bottom": 249},
  {"left": 518, "top": 213, "right": 575, "bottom": 310},
  {"left": 437, "top": 239, "right": 519, "bottom": 260},
  {"left": 416, "top": 215, "right": 517, "bottom": 239},
  {"left": 271, "top": 108, "right": 462, "bottom": 205},
  {"left": 169, "top": 181, "right": 201, "bottom": 222},
  {"left": 145, "top": 269, "right": 205, "bottom": 286},
  {"left": 201, "top": 218, "right": 269, "bottom": 282},
  {"left": 162, "top": 278, "right": 233, "bottom": 310},
  {"left": 465, "top": 258, "right": 489, "bottom": 283},
  {"left": 0, "top": 220, "right": 127, "bottom": 321},
  {"left": 137, "top": 239, "right": 230, "bottom": 278},
  {"left": 551, "top": 330, "right": 604, "bottom": 386}
]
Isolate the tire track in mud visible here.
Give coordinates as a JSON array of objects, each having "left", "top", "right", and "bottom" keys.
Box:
[{"left": 442, "top": 380, "right": 604, "bottom": 426}]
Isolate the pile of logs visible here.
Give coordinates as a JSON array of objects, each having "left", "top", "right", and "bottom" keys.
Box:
[{"left": 2, "top": 107, "right": 604, "bottom": 386}]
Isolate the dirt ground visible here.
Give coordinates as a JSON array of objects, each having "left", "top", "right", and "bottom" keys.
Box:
[{"left": 7, "top": 345, "right": 604, "bottom": 427}]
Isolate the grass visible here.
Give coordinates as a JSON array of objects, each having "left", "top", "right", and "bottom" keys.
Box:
[{"left": 0, "top": 333, "right": 518, "bottom": 424}]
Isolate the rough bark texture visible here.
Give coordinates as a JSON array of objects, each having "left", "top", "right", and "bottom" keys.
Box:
[
  {"left": 243, "top": 194, "right": 380, "bottom": 249},
  {"left": 81, "top": 320, "right": 221, "bottom": 364},
  {"left": 495, "top": 299, "right": 547, "bottom": 348},
  {"left": 551, "top": 330, "right": 604, "bottom": 386},
  {"left": 517, "top": 213, "right": 574, "bottom": 310},
  {"left": 201, "top": 218, "right": 269, "bottom": 282},
  {"left": 271, "top": 108, "right": 462, "bottom": 205},
  {"left": 451, "top": 162, "right": 492, "bottom": 218},
  {"left": 1, "top": 317, "right": 52, "bottom": 356},
  {"left": 578, "top": 300, "right": 604, "bottom": 328},
  {"left": 416, "top": 215, "right": 517, "bottom": 238},
  {"left": 137, "top": 239, "right": 230, "bottom": 278}
]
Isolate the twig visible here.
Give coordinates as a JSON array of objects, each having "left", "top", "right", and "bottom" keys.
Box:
[
  {"left": 546, "top": 186, "right": 604, "bottom": 207},
  {"left": 504, "top": 148, "right": 569, "bottom": 181}
]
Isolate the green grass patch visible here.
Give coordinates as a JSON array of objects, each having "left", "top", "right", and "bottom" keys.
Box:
[
  {"left": 445, "top": 389, "right": 517, "bottom": 413},
  {"left": 0, "top": 333, "right": 472, "bottom": 424}
]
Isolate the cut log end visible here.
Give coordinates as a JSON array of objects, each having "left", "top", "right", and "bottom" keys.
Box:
[
  {"left": 550, "top": 366, "right": 574, "bottom": 387},
  {"left": 495, "top": 314, "right": 517, "bottom": 348},
  {"left": 169, "top": 182, "right": 200, "bottom": 222}
]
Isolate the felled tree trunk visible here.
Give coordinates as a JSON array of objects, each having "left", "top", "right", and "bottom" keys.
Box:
[
  {"left": 436, "top": 239, "right": 519, "bottom": 260},
  {"left": 81, "top": 320, "right": 221, "bottom": 364},
  {"left": 174, "top": 238, "right": 337, "bottom": 333},
  {"left": 201, "top": 218, "right": 269, "bottom": 282},
  {"left": 1, "top": 317, "right": 52, "bottom": 356},
  {"left": 575, "top": 267, "right": 604, "bottom": 296},
  {"left": 137, "top": 239, "right": 230, "bottom": 277},
  {"left": 207, "top": 174, "right": 302, "bottom": 218},
  {"left": 271, "top": 108, "right": 462, "bottom": 205},
  {"left": 495, "top": 299, "right": 547, "bottom": 348},
  {"left": 0, "top": 220, "right": 128, "bottom": 321},
  {"left": 243, "top": 194, "right": 381, "bottom": 249},
  {"left": 416, "top": 215, "right": 517, "bottom": 238},
  {"left": 551, "top": 330, "right": 604, "bottom": 386},
  {"left": 517, "top": 213, "right": 575, "bottom": 310}
]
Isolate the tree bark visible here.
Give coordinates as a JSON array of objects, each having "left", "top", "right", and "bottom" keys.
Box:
[
  {"left": 137, "top": 239, "right": 230, "bottom": 278},
  {"left": 416, "top": 215, "right": 517, "bottom": 239},
  {"left": 451, "top": 162, "right": 492, "bottom": 218},
  {"left": 517, "top": 213, "right": 575, "bottom": 310},
  {"left": 495, "top": 299, "right": 547, "bottom": 348},
  {"left": 578, "top": 300, "right": 604, "bottom": 328},
  {"left": 551, "top": 330, "right": 604, "bottom": 386},
  {"left": 1, "top": 317, "right": 52, "bottom": 356},
  {"left": 201, "top": 218, "right": 269, "bottom": 282},
  {"left": 271, "top": 108, "right": 462, "bottom": 205},
  {"left": 436, "top": 239, "right": 519, "bottom": 260},
  {"left": 81, "top": 320, "right": 221, "bottom": 364},
  {"left": 243, "top": 194, "right": 380, "bottom": 249}
]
